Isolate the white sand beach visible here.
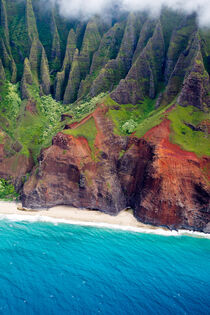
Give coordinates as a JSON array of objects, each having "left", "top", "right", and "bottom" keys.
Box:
[{"left": 0, "top": 201, "right": 209, "bottom": 238}]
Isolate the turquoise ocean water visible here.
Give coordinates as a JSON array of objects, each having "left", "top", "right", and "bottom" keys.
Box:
[{"left": 0, "top": 218, "right": 209, "bottom": 315}]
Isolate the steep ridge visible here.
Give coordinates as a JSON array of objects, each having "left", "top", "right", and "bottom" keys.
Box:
[{"left": 0, "top": 0, "right": 209, "bottom": 232}]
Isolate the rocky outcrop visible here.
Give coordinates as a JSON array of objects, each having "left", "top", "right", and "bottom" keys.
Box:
[
  {"left": 0, "top": 131, "right": 34, "bottom": 191},
  {"left": 0, "top": 4, "right": 209, "bottom": 233},
  {"left": 22, "top": 105, "right": 128, "bottom": 212},
  {"left": 135, "top": 119, "right": 210, "bottom": 231},
  {"left": 22, "top": 104, "right": 210, "bottom": 232}
]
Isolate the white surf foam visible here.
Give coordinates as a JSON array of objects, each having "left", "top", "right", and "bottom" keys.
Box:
[{"left": 0, "top": 213, "right": 209, "bottom": 239}]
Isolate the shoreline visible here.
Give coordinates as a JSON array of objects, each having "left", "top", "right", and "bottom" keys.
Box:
[{"left": 0, "top": 200, "right": 209, "bottom": 239}]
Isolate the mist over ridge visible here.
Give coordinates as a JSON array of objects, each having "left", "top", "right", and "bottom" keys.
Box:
[{"left": 47, "top": 0, "right": 210, "bottom": 27}]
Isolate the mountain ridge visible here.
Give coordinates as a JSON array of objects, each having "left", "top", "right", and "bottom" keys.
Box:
[{"left": 0, "top": 0, "right": 209, "bottom": 232}]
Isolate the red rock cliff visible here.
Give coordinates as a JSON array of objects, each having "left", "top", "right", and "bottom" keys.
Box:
[{"left": 22, "top": 105, "right": 210, "bottom": 232}]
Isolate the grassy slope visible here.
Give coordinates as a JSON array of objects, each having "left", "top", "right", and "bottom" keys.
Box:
[
  {"left": 63, "top": 117, "right": 97, "bottom": 153},
  {"left": 168, "top": 105, "right": 210, "bottom": 157},
  {"left": 105, "top": 96, "right": 170, "bottom": 137},
  {"left": 105, "top": 96, "right": 209, "bottom": 157}
]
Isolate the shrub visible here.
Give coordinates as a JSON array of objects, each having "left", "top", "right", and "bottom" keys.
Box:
[
  {"left": 0, "top": 179, "right": 19, "bottom": 200},
  {"left": 121, "top": 119, "right": 137, "bottom": 134}
]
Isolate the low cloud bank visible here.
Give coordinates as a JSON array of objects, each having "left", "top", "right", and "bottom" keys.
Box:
[{"left": 48, "top": 0, "right": 210, "bottom": 27}]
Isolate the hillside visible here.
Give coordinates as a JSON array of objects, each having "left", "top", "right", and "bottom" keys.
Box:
[{"left": 0, "top": 0, "right": 209, "bottom": 232}]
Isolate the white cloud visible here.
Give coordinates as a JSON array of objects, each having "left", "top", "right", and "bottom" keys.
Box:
[{"left": 50, "top": 0, "right": 210, "bottom": 26}]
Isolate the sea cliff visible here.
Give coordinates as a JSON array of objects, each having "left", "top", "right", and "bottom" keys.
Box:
[{"left": 0, "top": 1, "right": 209, "bottom": 232}]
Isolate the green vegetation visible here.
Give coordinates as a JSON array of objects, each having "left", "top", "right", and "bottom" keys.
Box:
[
  {"left": 0, "top": 82, "right": 21, "bottom": 122},
  {"left": 63, "top": 117, "right": 98, "bottom": 157},
  {"left": 0, "top": 178, "right": 19, "bottom": 200},
  {"left": 0, "top": 1, "right": 209, "bottom": 169},
  {"left": 168, "top": 105, "right": 210, "bottom": 156},
  {"left": 106, "top": 95, "right": 210, "bottom": 157},
  {"left": 105, "top": 96, "right": 166, "bottom": 136},
  {"left": 66, "top": 92, "right": 107, "bottom": 122},
  {"left": 16, "top": 90, "right": 66, "bottom": 160},
  {"left": 0, "top": 81, "right": 67, "bottom": 161},
  {"left": 26, "top": 0, "right": 39, "bottom": 42}
]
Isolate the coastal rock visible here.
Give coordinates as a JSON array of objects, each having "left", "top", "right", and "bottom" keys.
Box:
[
  {"left": 0, "top": 131, "right": 34, "bottom": 190},
  {"left": 22, "top": 104, "right": 210, "bottom": 232},
  {"left": 134, "top": 119, "right": 210, "bottom": 231}
]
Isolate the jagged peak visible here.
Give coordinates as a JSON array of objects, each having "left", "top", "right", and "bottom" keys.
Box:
[
  {"left": 63, "top": 48, "right": 80, "bottom": 104},
  {"left": 0, "top": 58, "right": 6, "bottom": 81},
  {"left": 132, "top": 18, "right": 157, "bottom": 64},
  {"left": 40, "top": 47, "right": 51, "bottom": 95},
  {"left": 164, "top": 13, "right": 198, "bottom": 83},
  {"left": 10, "top": 58, "right": 17, "bottom": 84},
  {"left": 160, "top": 30, "right": 201, "bottom": 106},
  {"left": 51, "top": 11, "right": 61, "bottom": 71},
  {"left": 178, "top": 48, "right": 210, "bottom": 110},
  {"left": 62, "top": 28, "right": 76, "bottom": 72},
  {"left": 26, "top": 0, "right": 39, "bottom": 42},
  {"left": 142, "top": 19, "right": 165, "bottom": 82},
  {"left": 90, "top": 21, "right": 125, "bottom": 75},
  {"left": 118, "top": 12, "right": 143, "bottom": 64},
  {"left": 0, "top": 38, "right": 11, "bottom": 68},
  {"left": 0, "top": 38, "right": 17, "bottom": 83},
  {"left": 54, "top": 70, "right": 65, "bottom": 102},
  {"left": 110, "top": 20, "right": 165, "bottom": 105},
  {"left": 21, "top": 57, "right": 34, "bottom": 99},
  {"left": 29, "top": 38, "right": 43, "bottom": 77},
  {"left": 80, "top": 18, "right": 101, "bottom": 54},
  {"left": 0, "top": 0, "right": 10, "bottom": 52}
]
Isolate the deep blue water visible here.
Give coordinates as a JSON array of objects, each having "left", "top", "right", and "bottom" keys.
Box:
[{"left": 0, "top": 219, "right": 209, "bottom": 315}]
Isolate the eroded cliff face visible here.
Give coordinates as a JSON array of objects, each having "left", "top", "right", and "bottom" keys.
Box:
[
  {"left": 137, "top": 120, "right": 210, "bottom": 231},
  {"left": 0, "top": 131, "right": 34, "bottom": 190},
  {"left": 22, "top": 104, "right": 210, "bottom": 232},
  {"left": 0, "top": 2, "right": 209, "bottom": 232},
  {"left": 22, "top": 105, "right": 151, "bottom": 214}
]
